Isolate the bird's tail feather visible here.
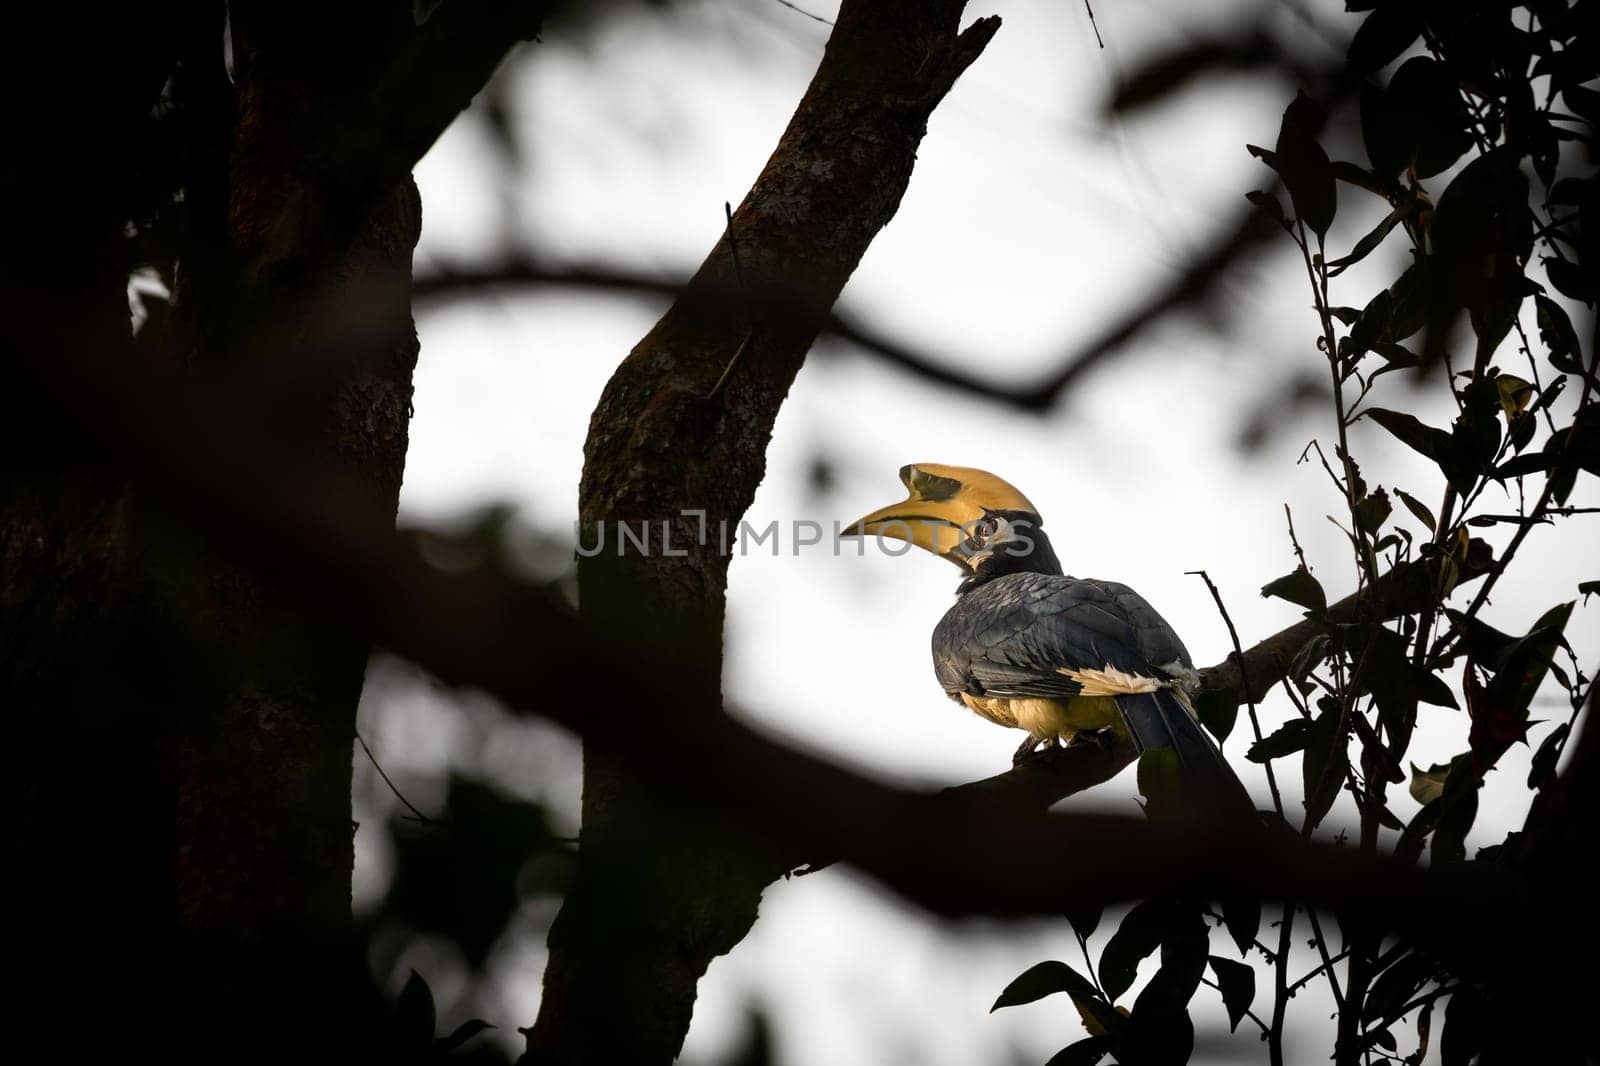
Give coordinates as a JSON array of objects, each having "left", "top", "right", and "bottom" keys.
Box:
[{"left": 1120, "top": 688, "right": 1256, "bottom": 822}]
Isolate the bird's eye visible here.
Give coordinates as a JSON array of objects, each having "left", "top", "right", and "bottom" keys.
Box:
[{"left": 970, "top": 517, "right": 998, "bottom": 547}]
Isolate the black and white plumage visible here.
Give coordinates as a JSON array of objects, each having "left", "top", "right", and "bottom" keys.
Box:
[
  {"left": 844, "top": 463, "right": 1253, "bottom": 818},
  {"left": 931, "top": 571, "right": 1242, "bottom": 805}
]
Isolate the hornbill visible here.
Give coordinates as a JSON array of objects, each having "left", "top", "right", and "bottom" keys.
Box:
[{"left": 843, "top": 463, "right": 1254, "bottom": 816}]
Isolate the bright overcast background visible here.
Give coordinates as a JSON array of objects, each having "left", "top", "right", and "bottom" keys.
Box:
[{"left": 352, "top": 1, "right": 1599, "bottom": 1063}]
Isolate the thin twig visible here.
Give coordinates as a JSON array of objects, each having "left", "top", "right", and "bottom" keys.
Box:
[
  {"left": 1082, "top": 0, "right": 1104, "bottom": 48},
  {"left": 1269, "top": 903, "right": 1297, "bottom": 1066},
  {"left": 769, "top": 0, "right": 833, "bottom": 27},
  {"left": 1286, "top": 944, "right": 1352, "bottom": 998},
  {"left": 707, "top": 203, "right": 753, "bottom": 401},
  {"left": 1188, "top": 569, "right": 1285, "bottom": 820},
  {"left": 1284, "top": 503, "right": 1310, "bottom": 572},
  {"left": 1302, "top": 909, "right": 1347, "bottom": 1010},
  {"left": 1076, "top": 929, "right": 1108, "bottom": 1000},
  {"left": 707, "top": 328, "right": 755, "bottom": 402},
  {"left": 356, "top": 730, "right": 435, "bottom": 824}
]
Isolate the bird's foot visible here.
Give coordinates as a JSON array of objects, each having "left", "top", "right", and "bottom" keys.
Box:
[
  {"left": 1065, "top": 728, "right": 1118, "bottom": 752},
  {"left": 1012, "top": 735, "right": 1060, "bottom": 767}
]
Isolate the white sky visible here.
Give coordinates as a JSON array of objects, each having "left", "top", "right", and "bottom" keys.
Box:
[{"left": 355, "top": 1, "right": 1599, "bottom": 1062}]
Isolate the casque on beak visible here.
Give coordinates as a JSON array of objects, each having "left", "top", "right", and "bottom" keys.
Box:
[{"left": 840, "top": 463, "right": 1038, "bottom": 561}]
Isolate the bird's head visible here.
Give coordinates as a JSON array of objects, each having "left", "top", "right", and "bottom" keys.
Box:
[{"left": 841, "top": 463, "right": 1061, "bottom": 580}]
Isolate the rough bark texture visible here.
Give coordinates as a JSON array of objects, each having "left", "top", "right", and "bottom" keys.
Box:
[
  {"left": 169, "top": 2, "right": 422, "bottom": 943},
  {"left": 4, "top": 3, "right": 424, "bottom": 1053},
  {"left": 521, "top": 3, "right": 999, "bottom": 1062}
]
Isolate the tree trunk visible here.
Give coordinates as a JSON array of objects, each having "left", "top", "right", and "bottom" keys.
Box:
[
  {"left": 520, "top": 3, "right": 999, "bottom": 1062},
  {"left": 5, "top": 3, "right": 421, "bottom": 1055}
]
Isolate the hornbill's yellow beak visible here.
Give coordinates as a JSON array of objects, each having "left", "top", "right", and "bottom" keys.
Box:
[{"left": 840, "top": 463, "right": 1039, "bottom": 559}]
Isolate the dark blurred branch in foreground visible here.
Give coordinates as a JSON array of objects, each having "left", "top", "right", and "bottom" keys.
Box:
[
  {"left": 413, "top": 197, "right": 1278, "bottom": 412},
  {"left": 9, "top": 330, "right": 1529, "bottom": 935}
]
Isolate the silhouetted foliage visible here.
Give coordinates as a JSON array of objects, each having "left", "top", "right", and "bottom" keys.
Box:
[{"left": 995, "top": 1, "right": 1595, "bottom": 1063}]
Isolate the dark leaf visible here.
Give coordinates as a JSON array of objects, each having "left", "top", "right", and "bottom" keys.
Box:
[
  {"left": 1496, "top": 602, "right": 1574, "bottom": 704},
  {"left": 1361, "top": 81, "right": 1406, "bottom": 181},
  {"left": 1508, "top": 409, "right": 1537, "bottom": 454},
  {"left": 1528, "top": 722, "right": 1570, "bottom": 789},
  {"left": 1394, "top": 488, "right": 1436, "bottom": 532},
  {"left": 1260, "top": 565, "right": 1327, "bottom": 612},
  {"left": 1208, "top": 956, "right": 1257, "bottom": 1032},
  {"left": 1246, "top": 188, "right": 1285, "bottom": 224},
  {"left": 1099, "top": 901, "right": 1174, "bottom": 1002},
  {"left": 1408, "top": 761, "right": 1453, "bottom": 806},
  {"left": 1123, "top": 992, "right": 1195, "bottom": 1066},
  {"left": 397, "top": 970, "right": 437, "bottom": 1046},
  {"left": 1196, "top": 687, "right": 1239, "bottom": 744},
  {"left": 1301, "top": 700, "right": 1347, "bottom": 830},
  {"left": 1071, "top": 993, "right": 1129, "bottom": 1040},
  {"left": 1431, "top": 762, "right": 1480, "bottom": 864},
  {"left": 1362, "top": 952, "right": 1433, "bottom": 1024},
  {"left": 1125, "top": 915, "right": 1207, "bottom": 1066},
  {"left": 1364, "top": 58, "right": 1473, "bottom": 179},
  {"left": 1270, "top": 92, "right": 1337, "bottom": 235},
  {"left": 436, "top": 1019, "right": 495, "bottom": 1052},
  {"left": 1528, "top": 373, "right": 1567, "bottom": 417},
  {"left": 1152, "top": 912, "right": 1210, "bottom": 1011},
  {"left": 1493, "top": 449, "right": 1556, "bottom": 479},
  {"left": 1065, "top": 902, "right": 1103, "bottom": 940},
  {"left": 1495, "top": 374, "right": 1534, "bottom": 421},
  {"left": 1535, "top": 293, "right": 1586, "bottom": 374},
  {"left": 1441, "top": 986, "right": 1486, "bottom": 1066},
  {"left": 1465, "top": 660, "right": 1532, "bottom": 777},
  {"left": 1338, "top": 444, "right": 1368, "bottom": 501},
  {"left": 1550, "top": 461, "right": 1579, "bottom": 506},
  {"left": 1414, "top": 1000, "right": 1435, "bottom": 1065},
  {"left": 1432, "top": 149, "right": 1532, "bottom": 308},
  {"left": 1564, "top": 83, "right": 1600, "bottom": 125},
  {"left": 1348, "top": 287, "right": 1393, "bottom": 355},
  {"left": 1364, "top": 408, "right": 1452, "bottom": 463},
  {"left": 1364, "top": 627, "right": 1424, "bottom": 750},
  {"left": 1442, "top": 377, "right": 1504, "bottom": 495},
  {"left": 1442, "top": 610, "right": 1516, "bottom": 672},
  {"left": 1413, "top": 668, "right": 1459, "bottom": 709},
  {"left": 1352, "top": 711, "right": 1406, "bottom": 784},
  {"left": 1394, "top": 57, "right": 1475, "bottom": 179},
  {"left": 1543, "top": 256, "right": 1594, "bottom": 303},
  {"left": 1347, "top": 3, "right": 1423, "bottom": 77},
  {"left": 1331, "top": 159, "right": 1390, "bottom": 199},
  {"left": 1220, "top": 897, "right": 1260, "bottom": 957},
  {"left": 1044, "top": 1036, "right": 1113, "bottom": 1066},
  {"left": 1247, "top": 718, "right": 1311, "bottom": 762},
  {"left": 1549, "top": 175, "right": 1591, "bottom": 208},
  {"left": 1290, "top": 633, "right": 1333, "bottom": 683},
  {"left": 992, "top": 961, "right": 1101, "bottom": 1011},
  {"left": 1355, "top": 488, "right": 1393, "bottom": 533},
  {"left": 1384, "top": 258, "right": 1431, "bottom": 343},
  {"left": 1328, "top": 202, "right": 1417, "bottom": 275},
  {"left": 1372, "top": 343, "right": 1421, "bottom": 369},
  {"left": 1581, "top": 579, "right": 1600, "bottom": 602}
]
